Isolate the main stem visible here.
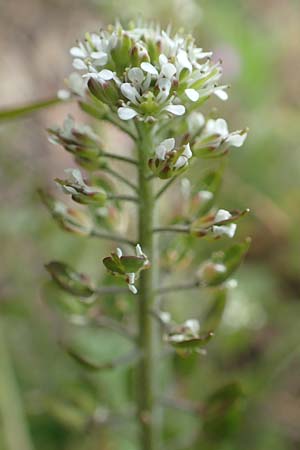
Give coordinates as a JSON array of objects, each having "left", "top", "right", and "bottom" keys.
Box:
[{"left": 137, "top": 123, "right": 157, "bottom": 450}]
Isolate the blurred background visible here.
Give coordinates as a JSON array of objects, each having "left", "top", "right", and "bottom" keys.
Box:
[{"left": 1, "top": 1, "right": 300, "bottom": 449}]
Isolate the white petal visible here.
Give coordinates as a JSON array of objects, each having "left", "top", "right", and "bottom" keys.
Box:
[
  {"left": 121, "top": 83, "right": 140, "bottom": 104},
  {"left": 215, "top": 118, "right": 229, "bottom": 137},
  {"left": 141, "top": 62, "right": 158, "bottom": 76},
  {"left": 156, "top": 144, "right": 167, "bottom": 160},
  {"left": 98, "top": 69, "right": 114, "bottom": 81},
  {"left": 182, "top": 143, "right": 192, "bottom": 159},
  {"left": 174, "top": 156, "right": 187, "bottom": 169},
  {"left": 227, "top": 132, "right": 247, "bottom": 147},
  {"left": 159, "top": 54, "right": 168, "bottom": 66},
  {"left": 72, "top": 59, "right": 87, "bottom": 70},
  {"left": 128, "top": 284, "right": 138, "bottom": 294},
  {"left": 185, "top": 88, "right": 200, "bottom": 102},
  {"left": 70, "top": 47, "right": 87, "bottom": 58},
  {"left": 118, "top": 107, "right": 138, "bottom": 121},
  {"left": 215, "top": 209, "right": 232, "bottom": 222},
  {"left": 116, "top": 248, "right": 123, "bottom": 258},
  {"left": 158, "top": 78, "right": 171, "bottom": 96},
  {"left": 161, "top": 63, "right": 177, "bottom": 79},
  {"left": 161, "top": 138, "right": 175, "bottom": 152},
  {"left": 214, "top": 88, "right": 228, "bottom": 101},
  {"left": 212, "top": 223, "right": 237, "bottom": 238},
  {"left": 177, "top": 50, "right": 192, "bottom": 72},
  {"left": 164, "top": 104, "right": 185, "bottom": 116},
  {"left": 184, "top": 319, "right": 200, "bottom": 335},
  {"left": 128, "top": 67, "right": 144, "bottom": 84}
]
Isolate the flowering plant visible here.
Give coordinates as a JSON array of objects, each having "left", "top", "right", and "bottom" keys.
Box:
[{"left": 43, "top": 21, "right": 249, "bottom": 449}]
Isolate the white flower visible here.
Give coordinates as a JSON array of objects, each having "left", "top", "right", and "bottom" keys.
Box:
[
  {"left": 121, "top": 83, "right": 141, "bottom": 104},
  {"left": 174, "top": 143, "right": 192, "bottom": 169},
  {"left": 204, "top": 118, "right": 248, "bottom": 148},
  {"left": 155, "top": 138, "right": 175, "bottom": 160},
  {"left": 212, "top": 209, "right": 237, "bottom": 238},
  {"left": 184, "top": 319, "right": 200, "bottom": 336}
]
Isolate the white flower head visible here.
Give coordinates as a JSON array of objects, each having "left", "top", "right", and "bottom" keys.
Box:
[
  {"left": 212, "top": 209, "right": 237, "bottom": 238},
  {"left": 155, "top": 138, "right": 176, "bottom": 160}
]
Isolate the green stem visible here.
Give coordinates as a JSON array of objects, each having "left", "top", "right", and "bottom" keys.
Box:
[
  {"left": 137, "top": 123, "right": 157, "bottom": 450},
  {"left": 90, "top": 229, "right": 136, "bottom": 246},
  {"left": 108, "top": 194, "right": 139, "bottom": 203},
  {"left": 102, "top": 151, "right": 138, "bottom": 166},
  {"left": 103, "top": 166, "right": 138, "bottom": 192}
]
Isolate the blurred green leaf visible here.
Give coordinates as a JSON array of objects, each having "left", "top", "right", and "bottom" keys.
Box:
[{"left": 45, "top": 261, "right": 95, "bottom": 297}]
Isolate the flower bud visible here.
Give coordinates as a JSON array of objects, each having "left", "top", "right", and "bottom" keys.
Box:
[
  {"left": 149, "top": 138, "right": 192, "bottom": 179},
  {"left": 55, "top": 169, "right": 107, "bottom": 206},
  {"left": 45, "top": 261, "right": 94, "bottom": 297}
]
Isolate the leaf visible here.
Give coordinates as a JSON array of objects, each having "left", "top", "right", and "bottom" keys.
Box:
[
  {"left": 120, "top": 256, "right": 146, "bottom": 273},
  {"left": 45, "top": 261, "right": 94, "bottom": 297},
  {"left": 103, "top": 256, "right": 124, "bottom": 275},
  {"left": 103, "top": 255, "right": 146, "bottom": 275},
  {"left": 0, "top": 97, "right": 63, "bottom": 121}
]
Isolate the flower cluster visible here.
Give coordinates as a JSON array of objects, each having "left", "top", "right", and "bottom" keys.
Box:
[
  {"left": 55, "top": 168, "right": 107, "bottom": 206},
  {"left": 148, "top": 138, "right": 192, "bottom": 178},
  {"left": 48, "top": 116, "right": 103, "bottom": 169},
  {"left": 68, "top": 23, "right": 227, "bottom": 122},
  {"left": 103, "top": 244, "right": 150, "bottom": 294}
]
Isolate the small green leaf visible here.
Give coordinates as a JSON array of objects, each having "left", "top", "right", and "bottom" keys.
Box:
[
  {"left": 45, "top": 261, "right": 94, "bottom": 297},
  {"left": 120, "top": 256, "right": 145, "bottom": 273},
  {"left": 103, "top": 256, "right": 124, "bottom": 275}
]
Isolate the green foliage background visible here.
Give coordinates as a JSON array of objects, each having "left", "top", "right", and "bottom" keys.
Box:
[{"left": 1, "top": 1, "right": 300, "bottom": 449}]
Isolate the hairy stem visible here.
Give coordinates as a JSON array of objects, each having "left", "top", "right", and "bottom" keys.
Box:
[{"left": 137, "top": 123, "right": 157, "bottom": 450}]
